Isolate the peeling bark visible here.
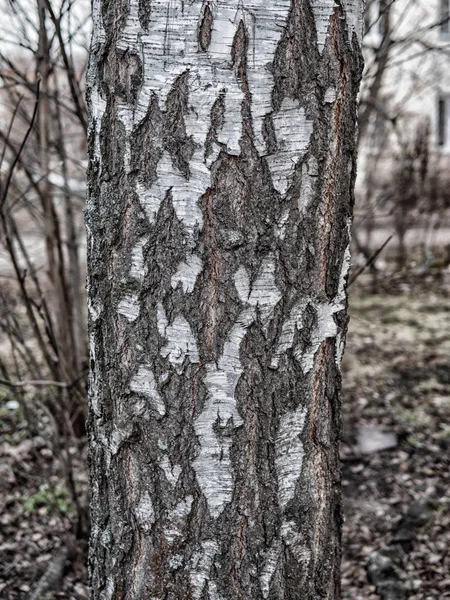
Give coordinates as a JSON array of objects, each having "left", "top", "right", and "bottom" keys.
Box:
[{"left": 86, "top": 1, "right": 364, "bottom": 598}]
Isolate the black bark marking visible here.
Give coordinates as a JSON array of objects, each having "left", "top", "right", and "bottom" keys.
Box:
[
  {"left": 164, "top": 71, "right": 195, "bottom": 178},
  {"left": 205, "top": 91, "right": 226, "bottom": 159},
  {"left": 101, "top": 0, "right": 128, "bottom": 36},
  {"left": 262, "top": 113, "right": 278, "bottom": 155},
  {"left": 130, "top": 95, "right": 164, "bottom": 185},
  {"left": 115, "top": 50, "right": 143, "bottom": 105},
  {"left": 138, "top": 0, "right": 152, "bottom": 30},
  {"left": 148, "top": 190, "right": 189, "bottom": 293},
  {"left": 99, "top": 99, "right": 125, "bottom": 183},
  {"left": 272, "top": 0, "right": 318, "bottom": 111},
  {"left": 198, "top": 4, "right": 214, "bottom": 52},
  {"left": 231, "top": 19, "right": 247, "bottom": 68}
]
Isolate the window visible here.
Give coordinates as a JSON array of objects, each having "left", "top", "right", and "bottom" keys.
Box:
[
  {"left": 440, "top": 0, "right": 450, "bottom": 35},
  {"left": 437, "top": 96, "right": 450, "bottom": 149}
]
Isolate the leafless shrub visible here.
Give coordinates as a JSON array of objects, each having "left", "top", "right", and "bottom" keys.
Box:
[{"left": 0, "top": 0, "right": 90, "bottom": 539}]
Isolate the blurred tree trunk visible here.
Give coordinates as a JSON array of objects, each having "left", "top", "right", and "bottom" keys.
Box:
[
  {"left": 37, "top": 0, "right": 87, "bottom": 437},
  {"left": 358, "top": 0, "right": 392, "bottom": 143},
  {"left": 86, "top": 1, "right": 363, "bottom": 598}
]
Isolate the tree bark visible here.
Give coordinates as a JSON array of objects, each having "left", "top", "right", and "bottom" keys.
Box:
[{"left": 86, "top": 1, "right": 364, "bottom": 598}]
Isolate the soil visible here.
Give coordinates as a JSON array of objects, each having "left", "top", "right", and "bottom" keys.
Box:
[{"left": 341, "top": 276, "right": 450, "bottom": 599}]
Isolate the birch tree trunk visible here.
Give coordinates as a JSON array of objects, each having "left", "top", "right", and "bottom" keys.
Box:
[{"left": 86, "top": 1, "right": 364, "bottom": 598}]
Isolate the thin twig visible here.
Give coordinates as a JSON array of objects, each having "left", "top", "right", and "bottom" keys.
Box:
[
  {"left": 1, "top": 80, "right": 40, "bottom": 210},
  {"left": 0, "top": 370, "right": 87, "bottom": 390},
  {"left": 349, "top": 233, "right": 394, "bottom": 287},
  {"left": 0, "top": 95, "right": 23, "bottom": 171}
]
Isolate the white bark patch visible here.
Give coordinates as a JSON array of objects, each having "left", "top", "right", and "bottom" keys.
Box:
[
  {"left": 242, "top": 1, "right": 293, "bottom": 153},
  {"left": 111, "top": 2, "right": 239, "bottom": 242},
  {"left": 135, "top": 178, "right": 165, "bottom": 226},
  {"left": 112, "top": 0, "right": 293, "bottom": 156},
  {"left": 275, "top": 208, "right": 291, "bottom": 240},
  {"left": 235, "top": 257, "right": 282, "bottom": 322},
  {"left": 157, "top": 303, "right": 200, "bottom": 372},
  {"left": 310, "top": 0, "right": 338, "bottom": 54},
  {"left": 168, "top": 555, "right": 184, "bottom": 571},
  {"left": 130, "top": 238, "right": 147, "bottom": 282},
  {"left": 171, "top": 254, "right": 203, "bottom": 293},
  {"left": 207, "top": 2, "right": 293, "bottom": 155},
  {"left": 266, "top": 99, "right": 313, "bottom": 196},
  {"left": 115, "top": 103, "right": 134, "bottom": 173},
  {"left": 271, "top": 300, "right": 342, "bottom": 374},
  {"left": 208, "top": 581, "right": 226, "bottom": 600},
  {"left": 190, "top": 540, "right": 219, "bottom": 600},
  {"left": 300, "top": 245, "right": 350, "bottom": 373},
  {"left": 168, "top": 161, "right": 209, "bottom": 238},
  {"left": 271, "top": 302, "right": 306, "bottom": 369},
  {"left": 211, "top": 86, "right": 244, "bottom": 156},
  {"left": 234, "top": 266, "right": 251, "bottom": 302},
  {"left": 192, "top": 316, "right": 248, "bottom": 518},
  {"left": 335, "top": 243, "right": 351, "bottom": 367},
  {"left": 110, "top": 425, "right": 133, "bottom": 457},
  {"left": 205, "top": 142, "right": 222, "bottom": 169},
  {"left": 271, "top": 244, "right": 350, "bottom": 373},
  {"left": 159, "top": 456, "right": 182, "bottom": 487},
  {"left": 89, "top": 332, "right": 100, "bottom": 416},
  {"left": 102, "top": 578, "right": 115, "bottom": 600},
  {"left": 299, "top": 156, "right": 319, "bottom": 215},
  {"left": 193, "top": 260, "right": 281, "bottom": 517},
  {"left": 116, "top": 0, "right": 140, "bottom": 51},
  {"left": 337, "top": 244, "right": 351, "bottom": 304},
  {"left": 260, "top": 540, "right": 282, "bottom": 599},
  {"left": 298, "top": 302, "right": 340, "bottom": 374},
  {"left": 135, "top": 491, "right": 155, "bottom": 532},
  {"left": 275, "top": 405, "right": 308, "bottom": 509},
  {"left": 157, "top": 438, "right": 168, "bottom": 452},
  {"left": 335, "top": 331, "right": 345, "bottom": 367},
  {"left": 261, "top": 421, "right": 311, "bottom": 597},
  {"left": 280, "top": 520, "right": 312, "bottom": 565},
  {"left": 165, "top": 496, "right": 194, "bottom": 544},
  {"left": 161, "top": 316, "right": 200, "bottom": 371},
  {"left": 136, "top": 152, "right": 204, "bottom": 238},
  {"left": 90, "top": 0, "right": 105, "bottom": 47},
  {"left": 89, "top": 86, "right": 106, "bottom": 161},
  {"left": 208, "top": 5, "right": 243, "bottom": 62},
  {"left": 130, "top": 365, "right": 166, "bottom": 418},
  {"left": 156, "top": 302, "right": 168, "bottom": 336},
  {"left": 102, "top": 0, "right": 310, "bottom": 249},
  {"left": 192, "top": 303, "right": 255, "bottom": 517},
  {"left": 118, "top": 294, "right": 140, "bottom": 322},
  {"left": 88, "top": 297, "right": 102, "bottom": 323},
  {"left": 342, "top": 0, "right": 365, "bottom": 42},
  {"left": 99, "top": 525, "right": 111, "bottom": 548},
  {"left": 247, "top": 257, "right": 282, "bottom": 324},
  {"left": 324, "top": 87, "right": 336, "bottom": 104},
  {"left": 91, "top": 0, "right": 331, "bottom": 283},
  {"left": 260, "top": 521, "right": 311, "bottom": 597}
]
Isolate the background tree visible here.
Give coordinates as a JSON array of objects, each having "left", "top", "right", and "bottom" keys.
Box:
[
  {"left": 86, "top": 1, "right": 364, "bottom": 598},
  {"left": 354, "top": 0, "right": 450, "bottom": 274}
]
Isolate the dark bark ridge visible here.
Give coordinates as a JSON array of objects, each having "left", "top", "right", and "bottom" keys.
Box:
[{"left": 86, "top": 1, "right": 363, "bottom": 598}]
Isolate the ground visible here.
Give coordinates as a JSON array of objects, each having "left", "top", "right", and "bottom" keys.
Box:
[
  {"left": 341, "top": 275, "right": 450, "bottom": 599},
  {"left": 0, "top": 275, "right": 449, "bottom": 598}
]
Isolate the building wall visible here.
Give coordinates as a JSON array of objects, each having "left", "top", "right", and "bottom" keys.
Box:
[{"left": 357, "top": 0, "right": 450, "bottom": 197}]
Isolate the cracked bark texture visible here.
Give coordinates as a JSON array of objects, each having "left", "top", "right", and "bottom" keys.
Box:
[{"left": 86, "top": 1, "right": 364, "bottom": 598}]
